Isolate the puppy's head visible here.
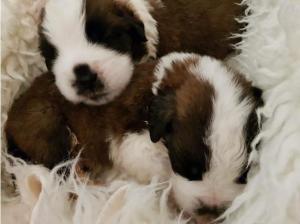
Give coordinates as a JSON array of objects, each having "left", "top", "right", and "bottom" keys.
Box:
[
  {"left": 149, "top": 53, "right": 262, "bottom": 216},
  {"left": 40, "top": 0, "right": 155, "bottom": 105}
]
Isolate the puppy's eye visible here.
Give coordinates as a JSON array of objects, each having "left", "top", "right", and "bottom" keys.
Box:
[
  {"left": 186, "top": 165, "right": 203, "bottom": 181},
  {"left": 236, "top": 166, "right": 250, "bottom": 184},
  {"left": 85, "top": 19, "right": 105, "bottom": 44}
]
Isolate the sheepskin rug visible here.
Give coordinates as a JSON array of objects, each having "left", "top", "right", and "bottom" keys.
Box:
[{"left": 1, "top": 0, "right": 300, "bottom": 223}]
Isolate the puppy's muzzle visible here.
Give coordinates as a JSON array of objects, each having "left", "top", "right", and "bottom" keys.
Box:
[{"left": 73, "top": 64, "right": 104, "bottom": 98}]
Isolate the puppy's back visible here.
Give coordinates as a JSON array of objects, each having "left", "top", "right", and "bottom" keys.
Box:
[
  {"left": 5, "top": 73, "right": 71, "bottom": 168},
  {"left": 154, "top": 0, "right": 244, "bottom": 59}
]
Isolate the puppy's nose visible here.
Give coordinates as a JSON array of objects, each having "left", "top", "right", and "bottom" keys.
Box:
[
  {"left": 73, "top": 64, "right": 101, "bottom": 92},
  {"left": 197, "top": 205, "right": 226, "bottom": 216}
]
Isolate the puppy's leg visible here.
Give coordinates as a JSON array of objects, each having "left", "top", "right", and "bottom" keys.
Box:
[
  {"left": 5, "top": 74, "right": 71, "bottom": 168},
  {"left": 110, "top": 130, "right": 172, "bottom": 183}
]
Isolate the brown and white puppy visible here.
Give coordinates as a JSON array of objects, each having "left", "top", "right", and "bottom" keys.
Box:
[
  {"left": 6, "top": 53, "right": 261, "bottom": 218},
  {"left": 40, "top": 0, "right": 243, "bottom": 105},
  {"left": 149, "top": 53, "right": 262, "bottom": 215}
]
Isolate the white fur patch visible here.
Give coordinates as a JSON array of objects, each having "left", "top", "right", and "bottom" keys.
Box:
[
  {"left": 109, "top": 130, "right": 172, "bottom": 183},
  {"left": 42, "top": 0, "right": 134, "bottom": 105},
  {"left": 152, "top": 52, "right": 199, "bottom": 94},
  {"left": 114, "top": 0, "right": 161, "bottom": 60},
  {"left": 192, "top": 56, "right": 253, "bottom": 183}
]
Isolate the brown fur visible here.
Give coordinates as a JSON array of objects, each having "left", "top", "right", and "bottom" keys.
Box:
[
  {"left": 5, "top": 75, "right": 70, "bottom": 168},
  {"left": 153, "top": 0, "right": 244, "bottom": 59},
  {"left": 88, "top": 0, "right": 244, "bottom": 59}
]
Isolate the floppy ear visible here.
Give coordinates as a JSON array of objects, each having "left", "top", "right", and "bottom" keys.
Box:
[
  {"left": 115, "top": 4, "right": 147, "bottom": 60},
  {"left": 115, "top": 4, "right": 146, "bottom": 43},
  {"left": 128, "top": 20, "right": 146, "bottom": 42},
  {"left": 148, "top": 92, "right": 175, "bottom": 143}
]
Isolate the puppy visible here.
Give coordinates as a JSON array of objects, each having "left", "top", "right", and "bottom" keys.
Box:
[
  {"left": 6, "top": 53, "right": 261, "bottom": 218},
  {"left": 40, "top": 0, "right": 244, "bottom": 105}
]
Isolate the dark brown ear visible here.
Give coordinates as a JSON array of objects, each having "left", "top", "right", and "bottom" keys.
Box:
[
  {"left": 148, "top": 91, "right": 175, "bottom": 143},
  {"left": 115, "top": 4, "right": 147, "bottom": 60},
  {"left": 115, "top": 4, "right": 146, "bottom": 41},
  {"left": 129, "top": 20, "right": 146, "bottom": 42}
]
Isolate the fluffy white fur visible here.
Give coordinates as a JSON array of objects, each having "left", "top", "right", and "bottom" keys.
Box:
[
  {"left": 153, "top": 53, "right": 252, "bottom": 212},
  {"left": 2, "top": 156, "right": 187, "bottom": 224},
  {"left": 109, "top": 131, "right": 172, "bottom": 183},
  {"left": 2, "top": 0, "right": 300, "bottom": 223},
  {"left": 1, "top": 0, "right": 46, "bottom": 205},
  {"left": 221, "top": 0, "right": 300, "bottom": 223},
  {"left": 43, "top": 0, "right": 134, "bottom": 105},
  {"left": 194, "top": 56, "right": 253, "bottom": 196}
]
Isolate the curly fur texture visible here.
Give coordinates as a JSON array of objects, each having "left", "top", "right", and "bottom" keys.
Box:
[
  {"left": 1, "top": 0, "right": 46, "bottom": 201},
  {"left": 223, "top": 0, "right": 300, "bottom": 223}
]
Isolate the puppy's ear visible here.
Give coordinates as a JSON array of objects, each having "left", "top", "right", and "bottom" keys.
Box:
[
  {"left": 115, "top": 5, "right": 146, "bottom": 42},
  {"left": 148, "top": 91, "right": 175, "bottom": 143},
  {"left": 128, "top": 20, "right": 146, "bottom": 42},
  {"left": 115, "top": 4, "right": 147, "bottom": 60}
]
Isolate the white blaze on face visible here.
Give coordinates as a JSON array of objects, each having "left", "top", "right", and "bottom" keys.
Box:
[{"left": 42, "top": 0, "right": 134, "bottom": 105}]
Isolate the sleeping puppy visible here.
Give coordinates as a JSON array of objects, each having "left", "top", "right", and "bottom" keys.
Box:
[
  {"left": 6, "top": 53, "right": 261, "bottom": 219},
  {"left": 40, "top": 0, "right": 243, "bottom": 105}
]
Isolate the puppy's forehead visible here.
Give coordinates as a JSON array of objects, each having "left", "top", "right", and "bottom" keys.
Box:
[
  {"left": 155, "top": 56, "right": 215, "bottom": 121},
  {"left": 159, "top": 57, "right": 199, "bottom": 90},
  {"left": 175, "top": 75, "right": 215, "bottom": 122}
]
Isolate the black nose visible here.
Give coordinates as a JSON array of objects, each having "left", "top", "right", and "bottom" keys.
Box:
[
  {"left": 73, "top": 64, "right": 100, "bottom": 92},
  {"left": 197, "top": 206, "right": 226, "bottom": 216}
]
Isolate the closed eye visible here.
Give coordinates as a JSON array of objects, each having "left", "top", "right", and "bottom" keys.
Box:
[
  {"left": 236, "top": 166, "right": 250, "bottom": 184},
  {"left": 188, "top": 166, "right": 203, "bottom": 181},
  {"left": 183, "top": 164, "right": 205, "bottom": 181}
]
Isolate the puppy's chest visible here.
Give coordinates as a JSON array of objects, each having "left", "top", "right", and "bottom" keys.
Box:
[
  {"left": 108, "top": 77, "right": 154, "bottom": 138},
  {"left": 108, "top": 102, "right": 150, "bottom": 140}
]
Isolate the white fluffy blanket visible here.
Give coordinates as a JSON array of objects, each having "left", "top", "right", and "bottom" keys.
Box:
[{"left": 1, "top": 0, "right": 300, "bottom": 223}]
